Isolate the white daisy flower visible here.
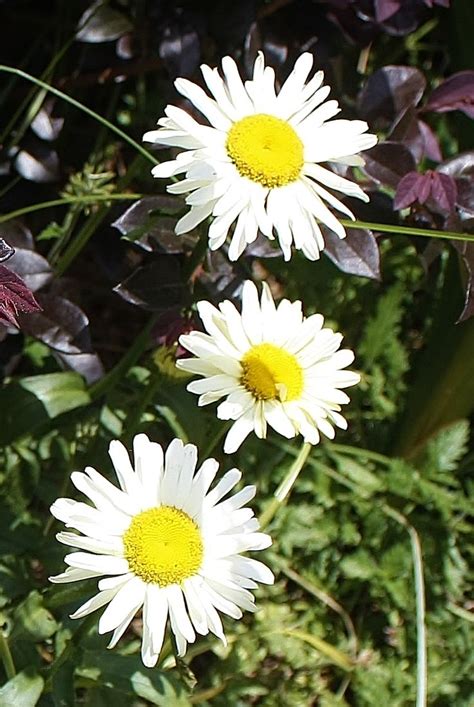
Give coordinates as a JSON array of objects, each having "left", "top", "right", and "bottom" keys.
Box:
[
  {"left": 49, "top": 434, "right": 273, "bottom": 668},
  {"left": 143, "top": 51, "right": 377, "bottom": 261},
  {"left": 177, "top": 280, "right": 360, "bottom": 453}
]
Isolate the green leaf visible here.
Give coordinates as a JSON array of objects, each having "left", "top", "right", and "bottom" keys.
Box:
[
  {"left": 359, "top": 284, "right": 406, "bottom": 371},
  {"left": 0, "top": 670, "right": 44, "bottom": 707},
  {"left": 421, "top": 419, "right": 470, "bottom": 474},
  {"left": 334, "top": 456, "right": 384, "bottom": 495},
  {"left": 12, "top": 591, "right": 58, "bottom": 641},
  {"left": 51, "top": 659, "right": 75, "bottom": 707},
  {"left": 0, "top": 372, "right": 90, "bottom": 444},
  {"left": 77, "top": 651, "right": 190, "bottom": 706},
  {"left": 340, "top": 549, "right": 376, "bottom": 580}
]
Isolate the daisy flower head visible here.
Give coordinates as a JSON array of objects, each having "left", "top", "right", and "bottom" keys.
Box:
[
  {"left": 144, "top": 52, "right": 377, "bottom": 262},
  {"left": 49, "top": 434, "right": 273, "bottom": 667},
  {"left": 177, "top": 281, "right": 361, "bottom": 453}
]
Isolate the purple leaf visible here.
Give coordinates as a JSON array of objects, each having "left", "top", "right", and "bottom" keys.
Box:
[
  {"left": 19, "top": 294, "right": 104, "bottom": 383},
  {"left": 111, "top": 196, "right": 196, "bottom": 254},
  {"left": 0, "top": 221, "right": 34, "bottom": 250},
  {"left": 76, "top": 1, "right": 132, "bottom": 43},
  {"left": 431, "top": 172, "right": 458, "bottom": 212},
  {"left": 374, "top": 0, "right": 401, "bottom": 23},
  {"left": 358, "top": 66, "right": 426, "bottom": 125},
  {"left": 394, "top": 171, "right": 458, "bottom": 212},
  {"left": 424, "top": 0, "right": 450, "bottom": 8},
  {"left": 417, "top": 174, "right": 432, "bottom": 204},
  {"left": 14, "top": 143, "right": 60, "bottom": 183},
  {"left": 6, "top": 248, "right": 53, "bottom": 292},
  {"left": 323, "top": 228, "right": 381, "bottom": 280},
  {"left": 424, "top": 71, "right": 474, "bottom": 118},
  {"left": 0, "top": 238, "right": 14, "bottom": 263},
  {"left": 30, "top": 99, "right": 64, "bottom": 142},
  {"left": 363, "top": 141, "right": 416, "bottom": 188},
  {"left": 389, "top": 107, "right": 425, "bottom": 161},
  {"left": 438, "top": 152, "right": 474, "bottom": 219},
  {"left": 114, "top": 258, "right": 186, "bottom": 310},
  {"left": 394, "top": 172, "right": 424, "bottom": 210},
  {"left": 417, "top": 119, "right": 443, "bottom": 162},
  {"left": 19, "top": 294, "right": 93, "bottom": 355},
  {"left": 159, "top": 21, "right": 200, "bottom": 79},
  {"left": 0, "top": 265, "right": 42, "bottom": 327},
  {"left": 242, "top": 233, "right": 282, "bottom": 258},
  {"left": 438, "top": 152, "right": 474, "bottom": 181}
]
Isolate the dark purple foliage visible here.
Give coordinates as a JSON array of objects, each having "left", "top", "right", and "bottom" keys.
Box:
[
  {"left": 0, "top": 238, "right": 15, "bottom": 263},
  {"left": 394, "top": 170, "right": 458, "bottom": 212},
  {"left": 376, "top": 0, "right": 449, "bottom": 18},
  {"left": 152, "top": 308, "right": 194, "bottom": 358},
  {"left": 417, "top": 119, "right": 443, "bottom": 162},
  {"left": 19, "top": 294, "right": 104, "bottom": 383},
  {"left": 438, "top": 152, "right": 474, "bottom": 219},
  {"left": 323, "top": 228, "right": 381, "bottom": 280},
  {"left": 363, "top": 141, "right": 416, "bottom": 188},
  {"left": 424, "top": 71, "right": 474, "bottom": 118},
  {"left": 374, "top": 0, "right": 404, "bottom": 23},
  {"left": 0, "top": 265, "right": 42, "bottom": 327},
  {"left": 358, "top": 65, "right": 426, "bottom": 126}
]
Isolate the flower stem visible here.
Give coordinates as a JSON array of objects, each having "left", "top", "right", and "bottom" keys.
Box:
[
  {"left": 383, "top": 506, "right": 427, "bottom": 707},
  {"left": 259, "top": 441, "right": 312, "bottom": 530},
  {"left": 0, "top": 629, "right": 16, "bottom": 680},
  {"left": 0, "top": 194, "right": 143, "bottom": 226},
  {"left": 90, "top": 315, "right": 157, "bottom": 401},
  {"left": 341, "top": 218, "right": 474, "bottom": 243},
  {"left": 0, "top": 65, "right": 158, "bottom": 165}
]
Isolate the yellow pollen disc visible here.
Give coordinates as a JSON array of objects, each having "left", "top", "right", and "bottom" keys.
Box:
[
  {"left": 226, "top": 114, "right": 304, "bottom": 188},
  {"left": 123, "top": 506, "right": 203, "bottom": 586},
  {"left": 240, "top": 342, "right": 304, "bottom": 402}
]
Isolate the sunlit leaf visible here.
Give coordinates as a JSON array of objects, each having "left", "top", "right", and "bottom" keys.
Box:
[
  {"left": 76, "top": 0, "right": 132, "bottom": 43},
  {"left": 0, "top": 670, "right": 44, "bottom": 707},
  {"left": 0, "top": 372, "right": 91, "bottom": 444}
]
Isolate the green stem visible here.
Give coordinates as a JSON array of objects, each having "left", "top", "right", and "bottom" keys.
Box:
[
  {"left": 0, "top": 193, "right": 143, "bottom": 225},
  {"left": 200, "top": 421, "right": 231, "bottom": 460},
  {"left": 383, "top": 506, "right": 427, "bottom": 707},
  {"left": 124, "top": 370, "right": 163, "bottom": 438},
  {"left": 327, "top": 442, "right": 391, "bottom": 467},
  {"left": 341, "top": 218, "right": 474, "bottom": 243},
  {"left": 54, "top": 206, "right": 107, "bottom": 277},
  {"left": 0, "top": 630, "right": 16, "bottom": 680},
  {"left": 275, "top": 557, "right": 358, "bottom": 657},
  {"left": 90, "top": 315, "right": 157, "bottom": 401},
  {"left": 259, "top": 442, "right": 312, "bottom": 530},
  {"left": 0, "top": 65, "right": 158, "bottom": 166}
]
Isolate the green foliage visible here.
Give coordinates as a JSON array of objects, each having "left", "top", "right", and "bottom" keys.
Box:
[{"left": 359, "top": 284, "right": 409, "bottom": 420}]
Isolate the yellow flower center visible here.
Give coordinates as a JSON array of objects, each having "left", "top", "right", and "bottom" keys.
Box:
[
  {"left": 123, "top": 506, "right": 203, "bottom": 586},
  {"left": 240, "top": 342, "right": 304, "bottom": 401},
  {"left": 226, "top": 114, "right": 304, "bottom": 188}
]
